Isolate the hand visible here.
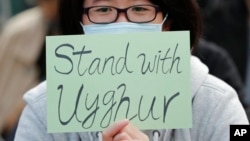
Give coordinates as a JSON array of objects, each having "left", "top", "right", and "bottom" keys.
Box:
[{"left": 102, "top": 119, "right": 149, "bottom": 141}]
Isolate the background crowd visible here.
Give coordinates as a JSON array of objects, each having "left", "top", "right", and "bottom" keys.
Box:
[{"left": 0, "top": 0, "right": 250, "bottom": 141}]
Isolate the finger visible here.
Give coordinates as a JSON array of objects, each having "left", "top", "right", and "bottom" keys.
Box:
[
  {"left": 102, "top": 119, "right": 129, "bottom": 141},
  {"left": 121, "top": 122, "right": 149, "bottom": 141},
  {"left": 113, "top": 132, "right": 132, "bottom": 141},
  {"left": 104, "top": 119, "right": 129, "bottom": 136},
  {"left": 121, "top": 122, "right": 140, "bottom": 137}
]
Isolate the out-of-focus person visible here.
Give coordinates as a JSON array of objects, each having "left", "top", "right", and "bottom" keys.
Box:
[
  {"left": 197, "top": 0, "right": 248, "bottom": 82},
  {"left": 0, "top": 0, "right": 59, "bottom": 140}
]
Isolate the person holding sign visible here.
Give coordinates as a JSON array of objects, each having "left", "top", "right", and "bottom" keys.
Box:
[{"left": 14, "top": 0, "right": 249, "bottom": 141}]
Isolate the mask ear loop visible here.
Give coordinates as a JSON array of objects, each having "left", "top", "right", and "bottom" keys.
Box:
[
  {"left": 161, "top": 13, "right": 168, "bottom": 25},
  {"left": 161, "top": 13, "right": 168, "bottom": 31},
  {"left": 80, "top": 22, "right": 85, "bottom": 27}
]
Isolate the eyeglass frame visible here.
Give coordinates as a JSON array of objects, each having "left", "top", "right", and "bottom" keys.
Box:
[{"left": 81, "top": 4, "right": 162, "bottom": 24}]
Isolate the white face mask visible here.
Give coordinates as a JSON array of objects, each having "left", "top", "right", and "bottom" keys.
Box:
[{"left": 81, "top": 14, "right": 168, "bottom": 34}]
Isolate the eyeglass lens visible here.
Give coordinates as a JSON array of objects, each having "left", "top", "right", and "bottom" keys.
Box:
[{"left": 86, "top": 5, "right": 158, "bottom": 23}]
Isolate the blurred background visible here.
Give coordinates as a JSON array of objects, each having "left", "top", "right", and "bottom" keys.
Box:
[
  {"left": 0, "top": 0, "right": 36, "bottom": 32},
  {"left": 0, "top": 0, "right": 250, "bottom": 141}
]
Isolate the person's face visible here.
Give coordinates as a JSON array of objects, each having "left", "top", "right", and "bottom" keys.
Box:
[{"left": 81, "top": 0, "right": 164, "bottom": 25}]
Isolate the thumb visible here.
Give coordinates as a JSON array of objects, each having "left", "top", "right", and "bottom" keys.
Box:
[{"left": 102, "top": 119, "right": 129, "bottom": 141}]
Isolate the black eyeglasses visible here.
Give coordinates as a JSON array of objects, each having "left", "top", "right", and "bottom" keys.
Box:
[{"left": 82, "top": 5, "right": 161, "bottom": 24}]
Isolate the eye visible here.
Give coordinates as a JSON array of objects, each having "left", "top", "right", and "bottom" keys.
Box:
[
  {"left": 131, "top": 6, "right": 148, "bottom": 12},
  {"left": 94, "top": 7, "right": 113, "bottom": 13}
]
